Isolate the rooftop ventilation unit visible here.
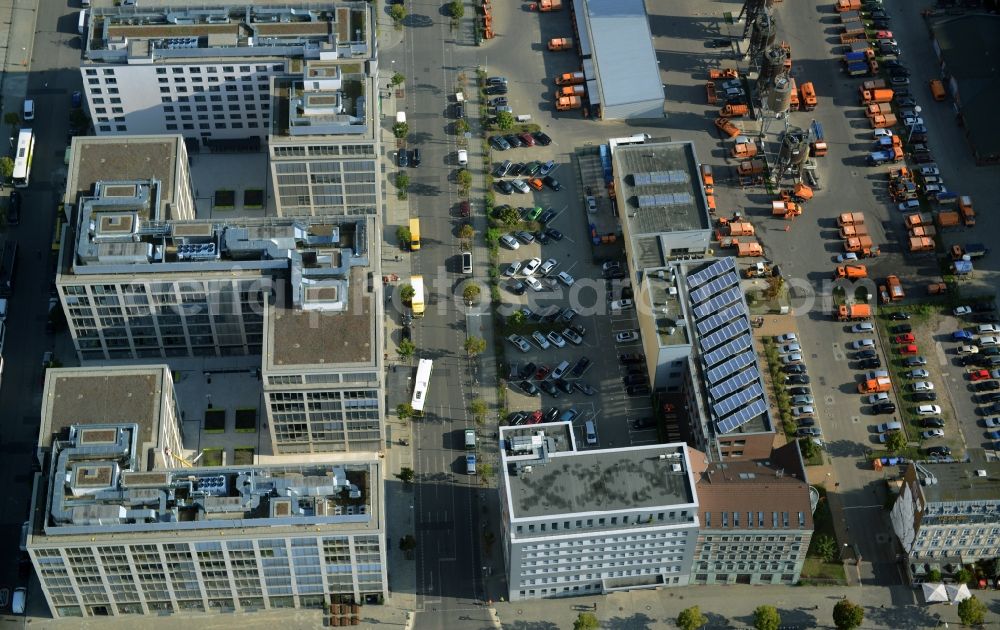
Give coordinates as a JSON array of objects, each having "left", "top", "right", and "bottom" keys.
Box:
[{"left": 176, "top": 242, "right": 218, "bottom": 260}]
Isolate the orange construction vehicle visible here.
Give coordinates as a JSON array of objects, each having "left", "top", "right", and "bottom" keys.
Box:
[
  {"left": 904, "top": 213, "right": 932, "bottom": 229},
  {"left": 910, "top": 225, "right": 936, "bottom": 238},
  {"left": 738, "top": 158, "right": 765, "bottom": 176},
  {"left": 837, "top": 0, "right": 862, "bottom": 12},
  {"left": 845, "top": 235, "right": 880, "bottom": 257},
  {"left": 530, "top": 0, "right": 563, "bottom": 11},
  {"left": 839, "top": 303, "right": 872, "bottom": 322},
  {"left": 709, "top": 68, "right": 739, "bottom": 80},
  {"left": 888, "top": 166, "right": 911, "bottom": 181},
  {"left": 792, "top": 182, "right": 814, "bottom": 201},
  {"left": 719, "top": 103, "right": 749, "bottom": 117},
  {"left": 718, "top": 221, "right": 755, "bottom": 237},
  {"left": 835, "top": 264, "right": 868, "bottom": 279},
  {"left": 556, "top": 95, "right": 582, "bottom": 110},
  {"left": 871, "top": 113, "right": 897, "bottom": 129},
  {"left": 772, "top": 200, "right": 802, "bottom": 219},
  {"left": 837, "top": 212, "right": 865, "bottom": 227},
  {"left": 789, "top": 77, "right": 800, "bottom": 111},
  {"left": 936, "top": 211, "right": 960, "bottom": 228},
  {"left": 700, "top": 164, "right": 714, "bottom": 190},
  {"left": 909, "top": 236, "right": 935, "bottom": 252},
  {"left": 858, "top": 376, "right": 891, "bottom": 394},
  {"left": 839, "top": 223, "right": 869, "bottom": 238},
  {"left": 927, "top": 282, "right": 947, "bottom": 295},
  {"left": 714, "top": 117, "right": 740, "bottom": 138},
  {"left": 799, "top": 82, "right": 817, "bottom": 110},
  {"left": 866, "top": 102, "right": 893, "bottom": 118},
  {"left": 556, "top": 85, "right": 585, "bottom": 98},
  {"left": 737, "top": 241, "right": 764, "bottom": 257},
  {"left": 959, "top": 195, "right": 976, "bottom": 226},
  {"left": 548, "top": 37, "right": 574, "bottom": 51},
  {"left": 840, "top": 21, "right": 865, "bottom": 44},
  {"left": 885, "top": 275, "right": 905, "bottom": 301},
  {"left": 860, "top": 88, "right": 894, "bottom": 104},
  {"left": 732, "top": 137, "right": 758, "bottom": 159},
  {"left": 555, "top": 71, "right": 584, "bottom": 86},
  {"left": 706, "top": 82, "right": 718, "bottom": 105}
]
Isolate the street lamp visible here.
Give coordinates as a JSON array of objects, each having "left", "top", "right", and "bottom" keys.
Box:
[{"left": 907, "top": 105, "right": 923, "bottom": 142}]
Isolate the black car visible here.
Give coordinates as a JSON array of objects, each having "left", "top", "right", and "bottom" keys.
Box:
[
  {"left": 532, "top": 131, "right": 552, "bottom": 146},
  {"left": 543, "top": 407, "right": 560, "bottom": 423},
  {"left": 495, "top": 180, "right": 514, "bottom": 194},
  {"left": 543, "top": 175, "right": 562, "bottom": 191},
  {"left": 571, "top": 356, "right": 592, "bottom": 377},
  {"left": 882, "top": 60, "right": 905, "bottom": 70},
  {"left": 904, "top": 356, "right": 928, "bottom": 367},
  {"left": 519, "top": 380, "right": 539, "bottom": 396},
  {"left": 961, "top": 355, "right": 982, "bottom": 367},
  {"left": 858, "top": 357, "right": 882, "bottom": 369},
  {"left": 973, "top": 302, "right": 996, "bottom": 313},
  {"left": 509, "top": 162, "right": 525, "bottom": 176},
  {"left": 490, "top": 135, "right": 511, "bottom": 151},
  {"left": 856, "top": 349, "right": 878, "bottom": 360},
  {"left": 980, "top": 392, "right": 1000, "bottom": 404},
  {"left": 975, "top": 380, "right": 1000, "bottom": 392},
  {"left": 888, "top": 312, "right": 912, "bottom": 321},
  {"left": 454, "top": 102, "right": 465, "bottom": 119},
  {"left": 397, "top": 149, "right": 409, "bottom": 167},
  {"left": 627, "top": 384, "right": 651, "bottom": 396},
  {"left": 539, "top": 209, "right": 557, "bottom": 224},
  {"left": 523, "top": 161, "right": 543, "bottom": 176},
  {"left": 505, "top": 279, "right": 526, "bottom": 295},
  {"left": 485, "top": 84, "right": 508, "bottom": 95},
  {"left": 896, "top": 96, "right": 917, "bottom": 108},
  {"left": 556, "top": 379, "right": 574, "bottom": 394},
  {"left": 789, "top": 386, "right": 812, "bottom": 397},
  {"left": 870, "top": 8, "right": 888, "bottom": 19},
  {"left": 910, "top": 132, "right": 929, "bottom": 144},
  {"left": 982, "top": 347, "right": 1000, "bottom": 357},
  {"left": 522, "top": 362, "right": 537, "bottom": 379},
  {"left": 891, "top": 324, "right": 912, "bottom": 334},
  {"left": 888, "top": 67, "right": 911, "bottom": 78},
  {"left": 619, "top": 353, "right": 644, "bottom": 364},
  {"left": 913, "top": 152, "right": 934, "bottom": 164},
  {"left": 912, "top": 392, "right": 937, "bottom": 402},
  {"left": 545, "top": 227, "right": 564, "bottom": 241},
  {"left": 873, "top": 401, "right": 897, "bottom": 414},
  {"left": 493, "top": 161, "right": 512, "bottom": 178},
  {"left": 632, "top": 417, "right": 657, "bottom": 430},
  {"left": 924, "top": 446, "right": 951, "bottom": 458},
  {"left": 574, "top": 381, "right": 596, "bottom": 396},
  {"left": 922, "top": 418, "right": 945, "bottom": 428},
  {"left": 508, "top": 411, "right": 528, "bottom": 425},
  {"left": 785, "top": 374, "right": 811, "bottom": 385},
  {"left": 783, "top": 364, "right": 807, "bottom": 375},
  {"left": 708, "top": 38, "right": 731, "bottom": 48},
  {"left": 7, "top": 190, "right": 20, "bottom": 226},
  {"left": 974, "top": 313, "right": 1000, "bottom": 323},
  {"left": 623, "top": 374, "right": 646, "bottom": 386},
  {"left": 505, "top": 134, "right": 523, "bottom": 148},
  {"left": 534, "top": 230, "right": 550, "bottom": 245},
  {"left": 539, "top": 380, "right": 559, "bottom": 397}
]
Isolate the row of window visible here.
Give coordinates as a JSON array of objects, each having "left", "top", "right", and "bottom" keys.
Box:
[{"left": 516, "top": 513, "right": 687, "bottom": 535}]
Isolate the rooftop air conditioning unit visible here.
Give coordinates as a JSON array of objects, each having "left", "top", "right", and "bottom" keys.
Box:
[
  {"left": 671, "top": 463, "right": 683, "bottom": 472},
  {"left": 668, "top": 287, "right": 678, "bottom": 296}
]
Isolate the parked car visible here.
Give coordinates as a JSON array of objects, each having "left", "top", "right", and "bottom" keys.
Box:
[
  {"left": 916, "top": 405, "right": 943, "bottom": 415},
  {"left": 531, "top": 331, "right": 550, "bottom": 350},
  {"left": 507, "top": 334, "right": 531, "bottom": 353},
  {"left": 912, "top": 392, "right": 937, "bottom": 402},
  {"left": 904, "top": 356, "right": 928, "bottom": 367},
  {"left": 783, "top": 364, "right": 807, "bottom": 375},
  {"left": 774, "top": 333, "right": 798, "bottom": 343},
  {"left": 615, "top": 331, "right": 639, "bottom": 343},
  {"left": 873, "top": 401, "right": 897, "bottom": 414},
  {"left": 858, "top": 357, "right": 882, "bottom": 369},
  {"left": 546, "top": 331, "right": 566, "bottom": 348},
  {"left": 851, "top": 338, "right": 876, "bottom": 350},
  {"left": 500, "top": 234, "right": 520, "bottom": 249},
  {"left": 852, "top": 323, "right": 874, "bottom": 333},
  {"left": 785, "top": 374, "right": 811, "bottom": 385}
]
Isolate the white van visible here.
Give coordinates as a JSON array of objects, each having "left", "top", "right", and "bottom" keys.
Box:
[
  {"left": 464, "top": 428, "right": 476, "bottom": 450},
  {"left": 22, "top": 99, "right": 34, "bottom": 121},
  {"left": 461, "top": 251, "right": 472, "bottom": 274},
  {"left": 457, "top": 149, "right": 468, "bottom": 166},
  {"left": 12, "top": 587, "right": 25, "bottom": 615},
  {"left": 395, "top": 111, "right": 406, "bottom": 124},
  {"left": 78, "top": 9, "right": 87, "bottom": 35},
  {"left": 585, "top": 420, "right": 597, "bottom": 446}
]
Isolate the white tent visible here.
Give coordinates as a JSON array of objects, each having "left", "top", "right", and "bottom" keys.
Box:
[
  {"left": 922, "top": 582, "right": 948, "bottom": 603},
  {"left": 946, "top": 583, "right": 972, "bottom": 603}
]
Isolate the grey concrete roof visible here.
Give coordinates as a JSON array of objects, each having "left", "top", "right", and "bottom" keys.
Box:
[
  {"left": 919, "top": 454, "right": 1000, "bottom": 505},
  {"left": 506, "top": 444, "right": 695, "bottom": 519},
  {"left": 584, "top": 0, "right": 664, "bottom": 112},
  {"left": 68, "top": 136, "right": 182, "bottom": 216},
  {"left": 616, "top": 142, "right": 710, "bottom": 236}
]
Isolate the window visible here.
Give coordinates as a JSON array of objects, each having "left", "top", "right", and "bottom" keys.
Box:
[
  {"left": 88, "top": 78, "right": 99, "bottom": 85},
  {"left": 86, "top": 69, "right": 98, "bottom": 76},
  {"left": 163, "top": 106, "right": 174, "bottom": 112},
  {"left": 166, "top": 124, "right": 178, "bottom": 130},
  {"left": 172, "top": 67, "right": 183, "bottom": 74},
  {"left": 108, "top": 88, "right": 118, "bottom": 94},
  {"left": 161, "top": 97, "right": 172, "bottom": 103},
  {"left": 116, "top": 125, "right": 126, "bottom": 131}
]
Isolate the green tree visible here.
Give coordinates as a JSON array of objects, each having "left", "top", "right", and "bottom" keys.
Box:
[
  {"left": 574, "top": 612, "right": 600, "bottom": 630},
  {"left": 455, "top": 118, "right": 470, "bottom": 134},
  {"left": 399, "top": 534, "right": 417, "bottom": 551},
  {"left": 447, "top": 1, "right": 465, "bottom": 19},
  {"left": 813, "top": 534, "right": 837, "bottom": 562},
  {"left": 456, "top": 169, "right": 473, "bottom": 191},
  {"left": 496, "top": 205, "right": 522, "bottom": 226},
  {"left": 799, "top": 437, "right": 819, "bottom": 460},
  {"left": 389, "top": 72, "right": 406, "bottom": 87},
  {"left": 395, "top": 467, "right": 415, "bottom": 484},
  {"left": 956, "top": 568, "right": 973, "bottom": 585},
  {"left": 3, "top": 112, "right": 19, "bottom": 126},
  {"left": 485, "top": 227, "right": 502, "bottom": 246},
  {"left": 884, "top": 430, "right": 906, "bottom": 453},
  {"left": 753, "top": 605, "right": 780, "bottom": 630},
  {"left": 396, "top": 227, "right": 412, "bottom": 250},
  {"left": 495, "top": 110, "right": 515, "bottom": 130},
  {"left": 507, "top": 310, "right": 526, "bottom": 328},
  {"left": 395, "top": 173, "right": 410, "bottom": 198},
  {"left": 479, "top": 462, "right": 493, "bottom": 479},
  {"left": 392, "top": 121, "right": 409, "bottom": 138},
  {"left": 69, "top": 109, "right": 89, "bottom": 132},
  {"left": 389, "top": 4, "right": 407, "bottom": 26},
  {"left": 928, "top": 568, "right": 942, "bottom": 582},
  {"left": 458, "top": 223, "right": 475, "bottom": 240},
  {"left": 397, "top": 338, "right": 416, "bottom": 359},
  {"left": 832, "top": 598, "right": 864, "bottom": 630},
  {"left": 957, "top": 595, "right": 987, "bottom": 626},
  {"left": 464, "top": 335, "right": 487, "bottom": 357},
  {"left": 764, "top": 275, "right": 784, "bottom": 301},
  {"left": 469, "top": 398, "right": 487, "bottom": 418},
  {"left": 399, "top": 283, "right": 415, "bottom": 302},
  {"left": 396, "top": 403, "right": 414, "bottom": 419},
  {"left": 0, "top": 156, "right": 13, "bottom": 180},
  {"left": 463, "top": 284, "right": 481, "bottom": 304},
  {"left": 677, "top": 606, "right": 708, "bottom": 630}
]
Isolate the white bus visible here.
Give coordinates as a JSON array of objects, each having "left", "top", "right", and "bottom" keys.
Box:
[
  {"left": 411, "top": 359, "right": 433, "bottom": 412},
  {"left": 12, "top": 129, "right": 34, "bottom": 188}
]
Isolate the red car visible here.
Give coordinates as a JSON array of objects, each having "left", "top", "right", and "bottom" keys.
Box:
[
  {"left": 527, "top": 410, "right": 543, "bottom": 424},
  {"left": 898, "top": 344, "right": 919, "bottom": 355},
  {"left": 874, "top": 30, "right": 893, "bottom": 39},
  {"left": 518, "top": 133, "right": 536, "bottom": 147},
  {"left": 459, "top": 200, "right": 471, "bottom": 217},
  {"left": 895, "top": 333, "right": 916, "bottom": 343},
  {"left": 969, "top": 369, "right": 992, "bottom": 381},
  {"left": 535, "top": 365, "right": 551, "bottom": 380}
]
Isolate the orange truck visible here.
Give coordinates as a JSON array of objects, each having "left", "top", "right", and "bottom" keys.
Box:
[
  {"left": 858, "top": 376, "right": 891, "bottom": 394},
  {"left": 720, "top": 103, "right": 749, "bottom": 117},
  {"left": 789, "top": 77, "right": 800, "bottom": 111},
  {"left": 715, "top": 117, "right": 740, "bottom": 138},
  {"left": 840, "top": 223, "right": 869, "bottom": 238},
  {"left": 548, "top": 37, "right": 574, "bottom": 51},
  {"left": 845, "top": 235, "right": 874, "bottom": 252},
  {"left": 834, "top": 264, "right": 868, "bottom": 279},
  {"left": 866, "top": 102, "right": 893, "bottom": 118},
  {"left": 737, "top": 242, "right": 763, "bottom": 257},
  {"left": 556, "top": 95, "right": 582, "bottom": 110},
  {"left": 909, "top": 236, "right": 935, "bottom": 252},
  {"left": 936, "top": 211, "right": 961, "bottom": 228},
  {"left": 799, "top": 82, "right": 817, "bottom": 110},
  {"left": 732, "top": 137, "right": 758, "bottom": 158},
  {"left": 532, "top": 0, "right": 563, "bottom": 11},
  {"left": 904, "top": 213, "right": 932, "bottom": 229},
  {"left": 910, "top": 225, "right": 936, "bottom": 238},
  {"left": 871, "top": 113, "right": 897, "bottom": 129},
  {"left": 837, "top": 0, "right": 862, "bottom": 11},
  {"left": 837, "top": 212, "right": 865, "bottom": 227},
  {"left": 555, "top": 71, "right": 584, "bottom": 86},
  {"left": 885, "top": 274, "right": 905, "bottom": 301},
  {"left": 959, "top": 195, "right": 976, "bottom": 226},
  {"left": 738, "top": 158, "right": 765, "bottom": 176},
  {"left": 722, "top": 221, "right": 755, "bottom": 237},
  {"left": 772, "top": 200, "right": 802, "bottom": 219},
  {"left": 706, "top": 82, "right": 718, "bottom": 104},
  {"left": 556, "top": 85, "right": 585, "bottom": 97},
  {"left": 709, "top": 68, "right": 738, "bottom": 80},
  {"left": 839, "top": 303, "right": 872, "bottom": 321},
  {"left": 700, "top": 164, "right": 714, "bottom": 189},
  {"left": 840, "top": 21, "right": 865, "bottom": 44},
  {"left": 860, "top": 88, "right": 894, "bottom": 105}
]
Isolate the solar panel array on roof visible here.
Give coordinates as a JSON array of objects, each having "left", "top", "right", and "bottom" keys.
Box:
[
  {"left": 706, "top": 350, "right": 755, "bottom": 383},
  {"left": 690, "top": 272, "right": 739, "bottom": 304},
  {"left": 709, "top": 366, "right": 760, "bottom": 400},
  {"left": 703, "top": 334, "right": 752, "bottom": 367},
  {"left": 692, "top": 285, "right": 742, "bottom": 319},
  {"left": 637, "top": 193, "right": 694, "bottom": 208},
  {"left": 633, "top": 171, "right": 689, "bottom": 186},
  {"left": 687, "top": 257, "right": 735, "bottom": 289},
  {"left": 700, "top": 318, "right": 749, "bottom": 353},
  {"left": 713, "top": 383, "right": 763, "bottom": 418},
  {"left": 717, "top": 398, "right": 769, "bottom": 434},
  {"left": 696, "top": 304, "right": 744, "bottom": 337}
]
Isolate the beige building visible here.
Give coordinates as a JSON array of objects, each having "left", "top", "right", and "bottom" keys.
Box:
[{"left": 27, "top": 366, "right": 387, "bottom": 619}]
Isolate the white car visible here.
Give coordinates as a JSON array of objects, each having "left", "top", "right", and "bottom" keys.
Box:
[
  {"left": 954, "top": 306, "right": 973, "bottom": 316},
  {"left": 556, "top": 271, "right": 575, "bottom": 287},
  {"left": 524, "top": 276, "right": 544, "bottom": 292},
  {"left": 539, "top": 258, "right": 558, "bottom": 276},
  {"left": 500, "top": 234, "right": 520, "bottom": 250},
  {"left": 562, "top": 328, "right": 583, "bottom": 345},
  {"left": 792, "top": 405, "right": 814, "bottom": 417},
  {"left": 978, "top": 324, "right": 1000, "bottom": 335},
  {"left": 851, "top": 338, "right": 876, "bottom": 350},
  {"left": 791, "top": 395, "right": 814, "bottom": 405},
  {"left": 873, "top": 128, "right": 893, "bottom": 139},
  {"left": 611, "top": 299, "right": 635, "bottom": 311},
  {"left": 779, "top": 343, "right": 801, "bottom": 354},
  {"left": 867, "top": 392, "right": 890, "bottom": 405},
  {"left": 958, "top": 345, "right": 979, "bottom": 355},
  {"left": 919, "top": 166, "right": 940, "bottom": 176},
  {"left": 851, "top": 323, "right": 874, "bottom": 333},
  {"left": 503, "top": 260, "right": 522, "bottom": 277},
  {"left": 917, "top": 405, "right": 943, "bottom": 415},
  {"left": 980, "top": 336, "right": 1000, "bottom": 347},
  {"left": 511, "top": 179, "right": 530, "bottom": 194},
  {"left": 921, "top": 429, "right": 945, "bottom": 439},
  {"left": 615, "top": 330, "right": 639, "bottom": 343},
  {"left": 531, "top": 330, "right": 551, "bottom": 350},
  {"left": 523, "top": 257, "right": 542, "bottom": 276},
  {"left": 781, "top": 353, "right": 803, "bottom": 365},
  {"left": 903, "top": 116, "right": 924, "bottom": 127},
  {"left": 546, "top": 331, "right": 566, "bottom": 348},
  {"left": 866, "top": 370, "right": 890, "bottom": 380},
  {"left": 457, "top": 149, "right": 468, "bottom": 165},
  {"left": 836, "top": 252, "right": 859, "bottom": 263},
  {"left": 907, "top": 369, "right": 930, "bottom": 379},
  {"left": 912, "top": 381, "right": 935, "bottom": 391},
  {"left": 506, "top": 334, "right": 531, "bottom": 353},
  {"left": 984, "top": 417, "right": 1000, "bottom": 428},
  {"left": 898, "top": 199, "right": 921, "bottom": 212},
  {"left": 774, "top": 333, "right": 797, "bottom": 344}
]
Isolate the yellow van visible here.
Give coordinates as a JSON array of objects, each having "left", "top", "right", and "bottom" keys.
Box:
[{"left": 929, "top": 79, "right": 945, "bottom": 102}]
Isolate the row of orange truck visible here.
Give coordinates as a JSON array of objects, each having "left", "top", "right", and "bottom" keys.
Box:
[
  {"left": 553, "top": 71, "right": 585, "bottom": 110},
  {"left": 835, "top": 212, "right": 880, "bottom": 256}
]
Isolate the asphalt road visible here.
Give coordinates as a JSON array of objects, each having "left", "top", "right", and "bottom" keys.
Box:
[{"left": 0, "top": 0, "right": 78, "bottom": 610}]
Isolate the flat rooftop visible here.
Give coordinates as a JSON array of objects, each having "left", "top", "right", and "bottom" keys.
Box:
[
  {"left": 39, "top": 366, "right": 170, "bottom": 450},
  {"left": 505, "top": 443, "right": 694, "bottom": 519},
  {"left": 66, "top": 136, "right": 183, "bottom": 215},
  {"left": 920, "top": 454, "right": 1000, "bottom": 505},
  {"left": 644, "top": 270, "right": 688, "bottom": 346},
  {"left": 271, "top": 72, "right": 373, "bottom": 138},
  {"left": 267, "top": 264, "right": 375, "bottom": 368},
  {"left": 615, "top": 142, "right": 710, "bottom": 237}
]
